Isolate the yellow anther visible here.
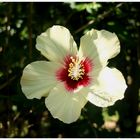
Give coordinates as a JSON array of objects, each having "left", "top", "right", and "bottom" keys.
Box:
[{"left": 68, "top": 57, "right": 85, "bottom": 80}]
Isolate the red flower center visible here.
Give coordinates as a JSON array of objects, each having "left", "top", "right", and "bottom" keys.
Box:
[{"left": 56, "top": 55, "right": 93, "bottom": 92}]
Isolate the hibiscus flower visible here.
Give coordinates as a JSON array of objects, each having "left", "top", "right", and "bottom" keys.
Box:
[{"left": 20, "top": 25, "right": 127, "bottom": 124}]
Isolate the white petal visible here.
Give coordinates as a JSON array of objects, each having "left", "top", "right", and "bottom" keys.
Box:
[
  {"left": 87, "top": 67, "right": 127, "bottom": 107},
  {"left": 21, "top": 61, "right": 61, "bottom": 99},
  {"left": 79, "top": 29, "right": 120, "bottom": 68},
  {"left": 45, "top": 83, "right": 88, "bottom": 124},
  {"left": 95, "top": 29, "right": 120, "bottom": 59},
  {"left": 36, "top": 25, "right": 78, "bottom": 62}
]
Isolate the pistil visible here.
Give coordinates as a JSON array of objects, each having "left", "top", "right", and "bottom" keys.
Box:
[{"left": 68, "top": 57, "right": 85, "bottom": 81}]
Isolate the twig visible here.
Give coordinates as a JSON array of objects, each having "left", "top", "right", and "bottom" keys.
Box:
[
  {"left": 74, "top": 3, "right": 123, "bottom": 34},
  {"left": 0, "top": 76, "right": 16, "bottom": 90}
]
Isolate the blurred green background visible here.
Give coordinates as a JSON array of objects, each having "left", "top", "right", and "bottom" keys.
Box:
[{"left": 0, "top": 2, "right": 140, "bottom": 138}]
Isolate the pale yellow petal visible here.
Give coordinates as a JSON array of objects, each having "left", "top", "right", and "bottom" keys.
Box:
[
  {"left": 36, "top": 25, "right": 78, "bottom": 62},
  {"left": 95, "top": 29, "right": 120, "bottom": 59},
  {"left": 45, "top": 83, "right": 88, "bottom": 124},
  {"left": 21, "top": 61, "right": 61, "bottom": 99},
  {"left": 87, "top": 67, "right": 127, "bottom": 107},
  {"left": 79, "top": 29, "right": 120, "bottom": 69}
]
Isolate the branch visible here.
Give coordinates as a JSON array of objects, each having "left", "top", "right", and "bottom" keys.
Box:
[
  {"left": 74, "top": 3, "right": 123, "bottom": 34},
  {"left": 0, "top": 76, "right": 16, "bottom": 90}
]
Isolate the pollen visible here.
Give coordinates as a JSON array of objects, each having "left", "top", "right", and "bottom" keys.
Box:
[{"left": 68, "top": 57, "right": 85, "bottom": 81}]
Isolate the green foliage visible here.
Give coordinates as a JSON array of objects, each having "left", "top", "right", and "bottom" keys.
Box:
[{"left": 0, "top": 2, "right": 140, "bottom": 138}]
